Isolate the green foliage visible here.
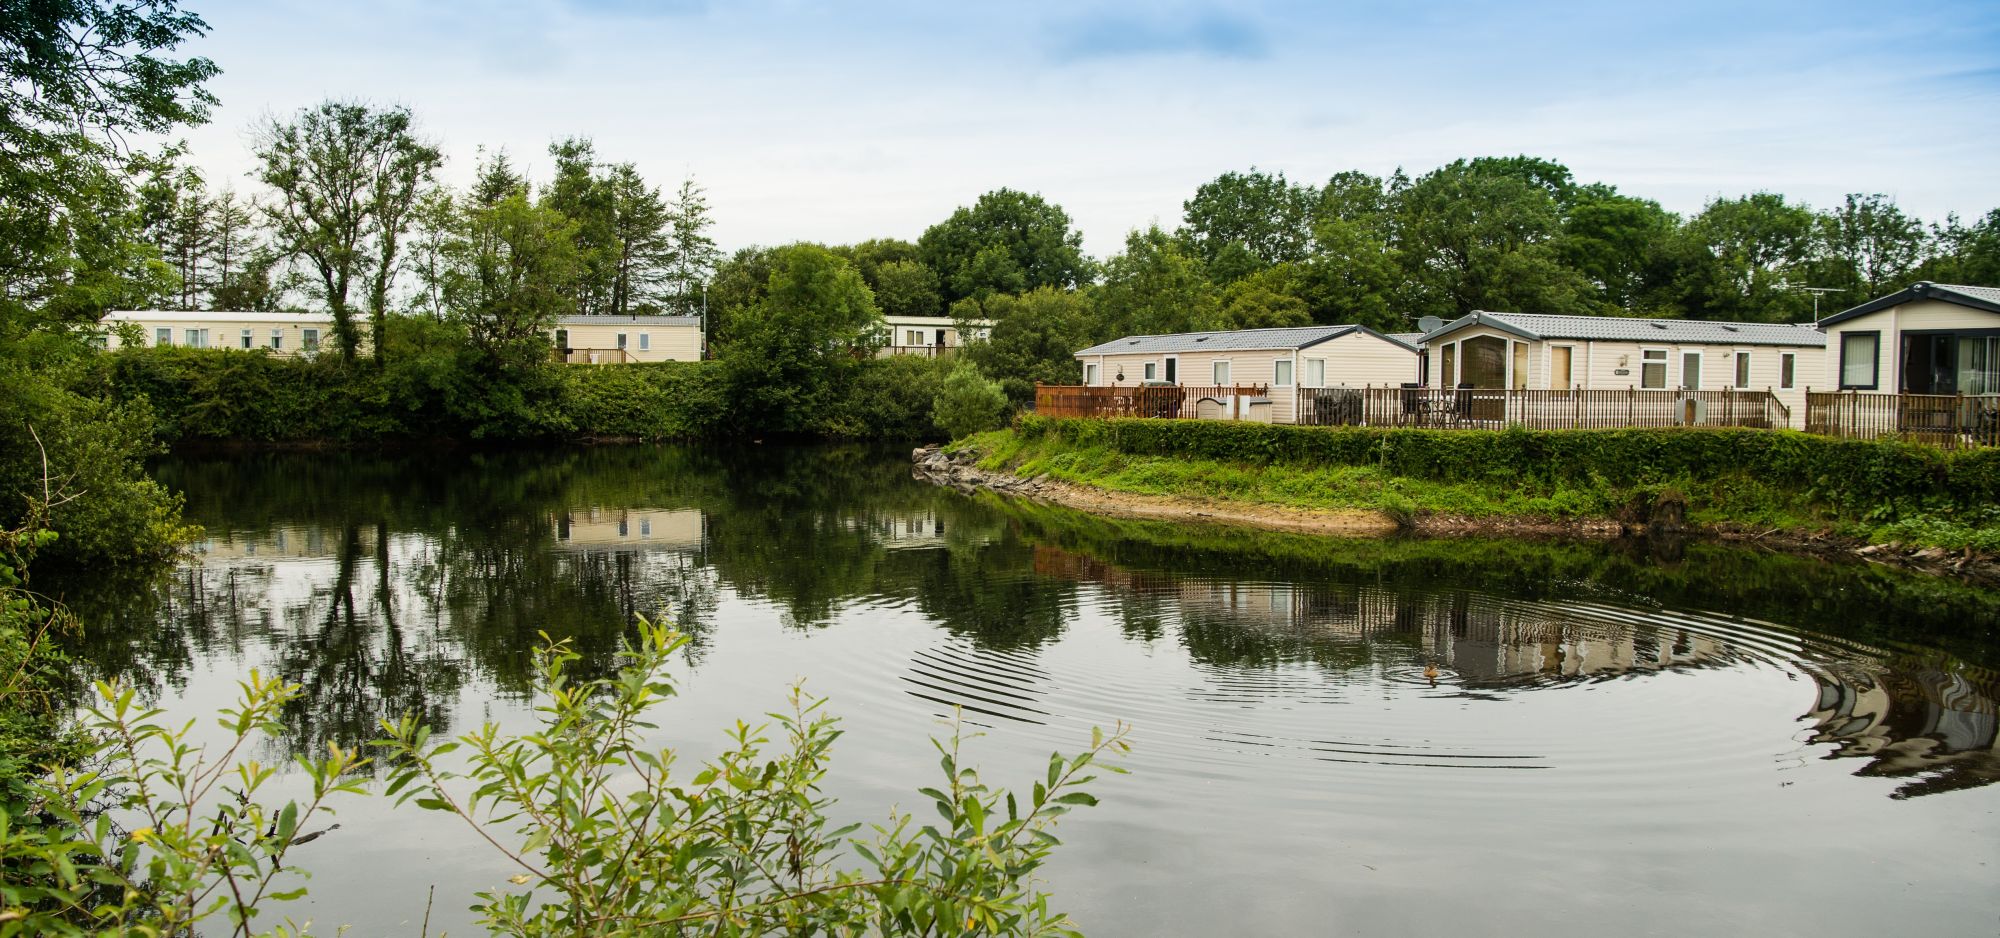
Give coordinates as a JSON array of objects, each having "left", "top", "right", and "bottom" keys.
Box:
[
  {"left": 375, "top": 620, "right": 1125, "bottom": 937},
  {"left": 718, "top": 243, "right": 882, "bottom": 435},
  {"left": 2, "top": 671, "right": 367, "bottom": 936},
  {"left": 833, "top": 354, "right": 951, "bottom": 440},
  {"left": 0, "top": 619, "right": 1121, "bottom": 935},
  {"left": 1178, "top": 168, "right": 1318, "bottom": 280},
  {"left": 919, "top": 190, "right": 1092, "bottom": 303},
  {"left": 932, "top": 363, "right": 1010, "bottom": 440},
  {"left": 253, "top": 101, "right": 442, "bottom": 362},
  {"left": 956, "top": 289, "right": 1098, "bottom": 403},
  {"left": 1094, "top": 226, "right": 1221, "bottom": 337}
]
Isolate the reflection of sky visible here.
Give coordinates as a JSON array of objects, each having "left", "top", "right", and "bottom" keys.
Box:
[{"left": 167, "top": 0, "right": 2000, "bottom": 256}]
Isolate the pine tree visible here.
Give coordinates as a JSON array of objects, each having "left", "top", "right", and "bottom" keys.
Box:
[{"left": 667, "top": 178, "right": 720, "bottom": 317}]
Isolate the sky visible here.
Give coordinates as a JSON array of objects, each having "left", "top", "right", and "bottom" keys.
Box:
[{"left": 167, "top": 0, "right": 2000, "bottom": 257}]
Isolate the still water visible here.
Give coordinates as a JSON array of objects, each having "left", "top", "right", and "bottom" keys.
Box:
[{"left": 55, "top": 445, "right": 2000, "bottom": 936}]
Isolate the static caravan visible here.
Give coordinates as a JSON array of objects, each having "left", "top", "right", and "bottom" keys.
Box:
[
  {"left": 100, "top": 310, "right": 349, "bottom": 356},
  {"left": 551, "top": 314, "right": 703, "bottom": 363},
  {"left": 1417, "top": 311, "right": 1827, "bottom": 427},
  {"left": 1815, "top": 282, "right": 2000, "bottom": 395},
  {"left": 1074, "top": 325, "right": 1421, "bottom": 425},
  {"left": 877, "top": 314, "right": 993, "bottom": 358}
]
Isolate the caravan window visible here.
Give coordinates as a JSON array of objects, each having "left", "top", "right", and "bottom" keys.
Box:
[
  {"left": 1640, "top": 349, "right": 1667, "bottom": 389},
  {"left": 1840, "top": 332, "right": 1879, "bottom": 389},
  {"left": 1306, "top": 358, "right": 1325, "bottom": 387},
  {"left": 1212, "top": 360, "right": 1230, "bottom": 385},
  {"left": 1273, "top": 360, "right": 1293, "bottom": 386}
]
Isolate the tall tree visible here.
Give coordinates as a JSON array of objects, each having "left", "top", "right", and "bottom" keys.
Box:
[
  {"left": 1095, "top": 225, "right": 1222, "bottom": 337},
  {"left": 136, "top": 159, "right": 215, "bottom": 309},
  {"left": 719, "top": 244, "right": 879, "bottom": 433},
  {"left": 207, "top": 189, "right": 262, "bottom": 309},
  {"left": 361, "top": 121, "right": 443, "bottom": 361},
  {"left": 1812, "top": 193, "right": 1926, "bottom": 300},
  {"left": 1179, "top": 168, "right": 1318, "bottom": 283},
  {"left": 1559, "top": 185, "right": 1679, "bottom": 313},
  {"left": 541, "top": 137, "right": 618, "bottom": 317},
  {"left": 918, "top": 189, "right": 1091, "bottom": 302},
  {"left": 1394, "top": 157, "right": 1593, "bottom": 318},
  {"left": 439, "top": 163, "right": 581, "bottom": 370},
  {"left": 254, "top": 101, "right": 440, "bottom": 360},
  {"left": 1668, "top": 193, "right": 1818, "bottom": 321},
  {"left": 605, "top": 163, "right": 674, "bottom": 314},
  {"left": 666, "top": 178, "right": 720, "bottom": 317},
  {"left": 1920, "top": 209, "right": 2000, "bottom": 286}
]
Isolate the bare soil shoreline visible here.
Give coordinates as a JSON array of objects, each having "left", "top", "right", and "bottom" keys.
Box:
[{"left": 912, "top": 444, "right": 2000, "bottom": 585}]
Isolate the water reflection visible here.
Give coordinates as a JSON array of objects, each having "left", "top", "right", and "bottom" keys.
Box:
[{"left": 44, "top": 445, "right": 2000, "bottom": 801}]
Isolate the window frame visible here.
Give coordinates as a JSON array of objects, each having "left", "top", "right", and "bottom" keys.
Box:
[
  {"left": 1639, "top": 347, "right": 1668, "bottom": 390},
  {"left": 616, "top": 332, "right": 628, "bottom": 351},
  {"left": 1273, "top": 358, "right": 1293, "bottom": 387},
  {"left": 241, "top": 328, "right": 253, "bottom": 350},
  {"left": 155, "top": 327, "right": 172, "bottom": 347},
  {"left": 1440, "top": 342, "right": 1457, "bottom": 387},
  {"left": 271, "top": 329, "right": 283, "bottom": 350},
  {"left": 1143, "top": 361, "right": 1157, "bottom": 382},
  {"left": 302, "top": 328, "right": 321, "bottom": 351},
  {"left": 1305, "top": 357, "right": 1325, "bottom": 388},
  {"left": 1084, "top": 362, "right": 1099, "bottom": 386},
  {"left": 1838, "top": 331, "right": 1881, "bottom": 390},
  {"left": 1780, "top": 352, "right": 1795, "bottom": 390},
  {"left": 1733, "top": 351, "right": 1752, "bottom": 390},
  {"left": 1680, "top": 349, "right": 1703, "bottom": 391},
  {"left": 638, "top": 332, "right": 650, "bottom": 351},
  {"left": 1212, "top": 359, "right": 1230, "bottom": 386}
]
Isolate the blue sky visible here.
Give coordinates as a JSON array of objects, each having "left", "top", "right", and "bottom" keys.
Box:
[{"left": 171, "top": 0, "right": 2000, "bottom": 256}]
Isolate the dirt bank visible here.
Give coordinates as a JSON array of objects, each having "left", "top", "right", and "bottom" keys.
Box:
[{"left": 912, "top": 444, "right": 2000, "bottom": 585}]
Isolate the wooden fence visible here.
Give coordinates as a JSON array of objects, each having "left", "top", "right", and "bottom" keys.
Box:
[
  {"left": 1035, "top": 384, "right": 1271, "bottom": 420},
  {"left": 1297, "top": 386, "right": 1791, "bottom": 431},
  {"left": 1805, "top": 391, "right": 2000, "bottom": 449}
]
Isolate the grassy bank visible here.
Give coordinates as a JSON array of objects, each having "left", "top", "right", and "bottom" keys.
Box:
[{"left": 954, "top": 416, "right": 2000, "bottom": 552}]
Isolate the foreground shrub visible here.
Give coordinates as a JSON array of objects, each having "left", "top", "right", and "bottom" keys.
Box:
[
  {"left": 2, "top": 620, "right": 1127, "bottom": 936},
  {"left": 932, "top": 362, "right": 1010, "bottom": 440}
]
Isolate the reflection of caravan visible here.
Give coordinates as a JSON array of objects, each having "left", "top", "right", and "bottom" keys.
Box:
[
  {"left": 1805, "top": 667, "right": 2000, "bottom": 798},
  {"left": 196, "top": 524, "right": 359, "bottom": 560},
  {"left": 552, "top": 509, "right": 704, "bottom": 551}
]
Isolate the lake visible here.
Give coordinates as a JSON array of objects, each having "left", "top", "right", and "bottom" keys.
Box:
[{"left": 55, "top": 444, "right": 2000, "bottom": 937}]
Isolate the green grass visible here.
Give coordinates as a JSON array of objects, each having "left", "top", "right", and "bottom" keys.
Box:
[{"left": 955, "top": 426, "right": 2000, "bottom": 551}]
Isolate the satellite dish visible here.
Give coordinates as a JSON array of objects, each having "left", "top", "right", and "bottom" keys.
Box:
[{"left": 1417, "top": 316, "right": 1445, "bottom": 334}]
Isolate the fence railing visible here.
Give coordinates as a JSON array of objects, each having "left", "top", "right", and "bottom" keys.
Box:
[
  {"left": 556, "top": 347, "right": 634, "bottom": 364},
  {"left": 1298, "top": 386, "right": 1792, "bottom": 430},
  {"left": 1036, "top": 384, "right": 1271, "bottom": 420},
  {"left": 877, "top": 345, "right": 959, "bottom": 359},
  {"left": 1805, "top": 391, "right": 2000, "bottom": 449}
]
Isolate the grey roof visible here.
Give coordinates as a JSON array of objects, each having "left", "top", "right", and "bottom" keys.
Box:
[
  {"left": 1077, "top": 324, "right": 1417, "bottom": 356},
  {"left": 556, "top": 314, "right": 700, "bottom": 326},
  {"left": 1817, "top": 282, "right": 2000, "bottom": 327},
  {"left": 1418, "top": 311, "right": 1826, "bottom": 348},
  {"left": 1388, "top": 332, "right": 1425, "bottom": 345}
]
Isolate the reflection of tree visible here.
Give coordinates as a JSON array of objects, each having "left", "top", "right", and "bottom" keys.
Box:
[
  {"left": 65, "top": 441, "right": 2000, "bottom": 799},
  {"left": 267, "top": 524, "right": 463, "bottom": 769}
]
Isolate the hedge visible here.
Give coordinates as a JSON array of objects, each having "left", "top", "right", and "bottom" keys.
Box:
[{"left": 1014, "top": 415, "right": 2000, "bottom": 514}]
